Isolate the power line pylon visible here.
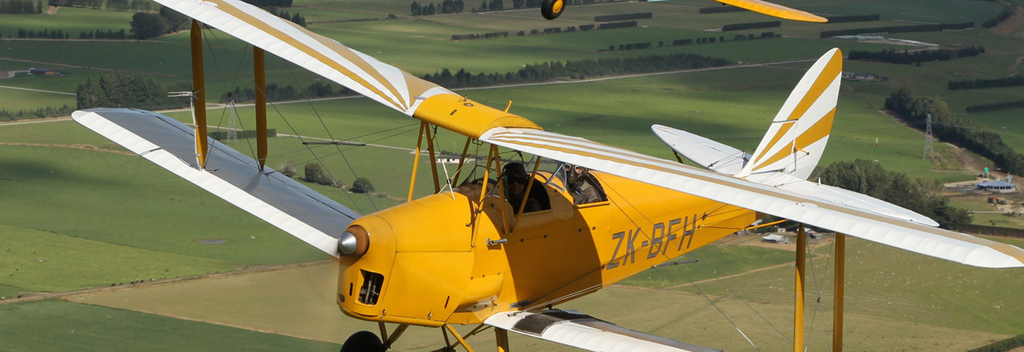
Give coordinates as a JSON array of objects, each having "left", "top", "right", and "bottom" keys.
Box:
[{"left": 923, "top": 114, "right": 934, "bottom": 159}]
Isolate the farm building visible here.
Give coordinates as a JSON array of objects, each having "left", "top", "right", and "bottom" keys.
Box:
[{"left": 977, "top": 180, "right": 1017, "bottom": 193}]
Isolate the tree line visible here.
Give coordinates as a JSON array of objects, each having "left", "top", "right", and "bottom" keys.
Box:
[
  {"left": 410, "top": 0, "right": 464, "bottom": 15},
  {"left": 816, "top": 159, "right": 971, "bottom": 230},
  {"left": 968, "top": 333, "right": 1024, "bottom": 352},
  {"left": 0, "top": 0, "right": 42, "bottom": 13},
  {"left": 12, "top": 28, "right": 69, "bottom": 39},
  {"left": 820, "top": 22, "right": 973, "bottom": 38},
  {"left": 76, "top": 72, "right": 191, "bottom": 110},
  {"left": 983, "top": 5, "right": 1016, "bottom": 28},
  {"left": 421, "top": 52, "right": 731, "bottom": 87},
  {"left": 948, "top": 75, "right": 1024, "bottom": 90},
  {"left": 966, "top": 100, "right": 1024, "bottom": 113},
  {"left": 848, "top": 47, "right": 983, "bottom": 65},
  {"left": 0, "top": 105, "right": 74, "bottom": 122},
  {"left": 884, "top": 89, "right": 1024, "bottom": 175},
  {"left": 721, "top": 20, "right": 780, "bottom": 32},
  {"left": 472, "top": 0, "right": 594, "bottom": 12},
  {"left": 219, "top": 81, "right": 348, "bottom": 103},
  {"left": 79, "top": 29, "right": 127, "bottom": 39}
]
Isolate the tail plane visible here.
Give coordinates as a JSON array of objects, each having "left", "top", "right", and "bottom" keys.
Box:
[{"left": 655, "top": 48, "right": 842, "bottom": 181}]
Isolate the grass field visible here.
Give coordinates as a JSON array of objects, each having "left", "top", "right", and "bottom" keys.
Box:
[
  {"left": 0, "top": 7, "right": 135, "bottom": 37},
  {"left": 0, "top": 87, "right": 75, "bottom": 111},
  {"left": 65, "top": 249, "right": 1019, "bottom": 352},
  {"left": 0, "top": 300, "right": 341, "bottom": 352}
]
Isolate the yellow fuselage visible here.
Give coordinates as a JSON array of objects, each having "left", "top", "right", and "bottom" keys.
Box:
[{"left": 336, "top": 171, "right": 754, "bottom": 327}]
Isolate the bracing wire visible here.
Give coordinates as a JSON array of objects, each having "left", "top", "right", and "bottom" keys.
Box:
[
  {"left": 805, "top": 235, "right": 836, "bottom": 350},
  {"left": 696, "top": 260, "right": 792, "bottom": 344},
  {"left": 674, "top": 265, "right": 763, "bottom": 352},
  {"left": 283, "top": 63, "right": 378, "bottom": 211}
]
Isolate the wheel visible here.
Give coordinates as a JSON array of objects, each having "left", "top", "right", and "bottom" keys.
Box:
[
  {"left": 340, "top": 330, "right": 385, "bottom": 352},
  {"left": 541, "top": 0, "right": 565, "bottom": 20}
]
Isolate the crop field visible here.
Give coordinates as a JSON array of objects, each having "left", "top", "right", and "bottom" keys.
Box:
[{"left": 2, "top": 0, "right": 1024, "bottom": 350}]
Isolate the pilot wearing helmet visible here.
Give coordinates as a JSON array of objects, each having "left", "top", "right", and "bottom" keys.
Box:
[{"left": 503, "top": 162, "right": 548, "bottom": 214}]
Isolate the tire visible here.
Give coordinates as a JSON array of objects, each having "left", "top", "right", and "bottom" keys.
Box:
[
  {"left": 541, "top": 0, "right": 565, "bottom": 20},
  {"left": 340, "top": 330, "right": 385, "bottom": 352}
]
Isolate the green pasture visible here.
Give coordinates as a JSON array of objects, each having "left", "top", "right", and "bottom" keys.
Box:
[
  {"left": 0, "top": 7, "right": 134, "bottom": 37},
  {"left": 0, "top": 87, "right": 75, "bottom": 111},
  {"left": 0, "top": 300, "right": 341, "bottom": 352},
  {"left": 0, "top": 143, "right": 331, "bottom": 267},
  {"left": 0, "top": 225, "right": 241, "bottom": 293},
  {"left": 617, "top": 242, "right": 794, "bottom": 288},
  {"left": 66, "top": 251, "right": 1015, "bottom": 352},
  {"left": 667, "top": 236, "right": 1024, "bottom": 336}
]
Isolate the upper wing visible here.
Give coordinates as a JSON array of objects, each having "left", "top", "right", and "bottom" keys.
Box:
[
  {"left": 479, "top": 127, "right": 1024, "bottom": 268},
  {"left": 713, "top": 0, "right": 827, "bottom": 23},
  {"left": 73, "top": 108, "right": 358, "bottom": 257},
  {"left": 485, "top": 309, "right": 721, "bottom": 352},
  {"left": 159, "top": 0, "right": 450, "bottom": 115},
  {"left": 153, "top": 0, "right": 540, "bottom": 140}
]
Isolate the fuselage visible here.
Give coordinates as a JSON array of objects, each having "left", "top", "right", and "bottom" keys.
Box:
[{"left": 336, "top": 169, "right": 755, "bottom": 327}]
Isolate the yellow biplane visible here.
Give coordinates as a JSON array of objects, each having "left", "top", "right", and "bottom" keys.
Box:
[{"left": 71, "top": 0, "right": 1024, "bottom": 351}]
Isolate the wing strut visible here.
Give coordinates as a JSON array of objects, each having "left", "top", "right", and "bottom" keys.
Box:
[
  {"left": 190, "top": 19, "right": 209, "bottom": 170},
  {"left": 254, "top": 46, "right": 268, "bottom": 170}
]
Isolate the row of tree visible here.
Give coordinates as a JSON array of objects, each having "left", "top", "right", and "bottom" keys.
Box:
[
  {"left": 721, "top": 20, "right": 780, "bottom": 32},
  {"left": 815, "top": 160, "right": 971, "bottom": 230},
  {"left": 219, "top": 81, "right": 347, "bottom": 103},
  {"left": 105, "top": 0, "right": 153, "bottom": 11},
  {"left": 0, "top": 0, "right": 42, "bottom": 13},
  {"left": 966, "top": 100, "right": 1024, "bottom": 113},
  {"left": 0, "top": 105, "right": 74, "bottom": 122},
  {"left": 421, "top": 52, "right": 731, "bottom": 87},
  {"left": 948, "top": 75, "right": 1024, "bottom": 90},
  {"left": 884, "top": 89, "right": 1024, "bottom": 176},
  {"left": 79, "top": 29, "right": 127, "bottom": 39},
  {"left": 967, "top": 333, "right": 1024, "bottom": 352},
  {"left": 848, "top": 47, "right": 984, "bottom": 65},
  {"left": 472, "top": 0, "right": 594, "bottom": 12},
  {"left": 49, "top": 0, "right": 152, "bottom": 11},
  {"left": 820, "top": 22, "right": 973, "bottom": 38},
  {"left": 410, "top": 0, "right": 464, "bottom": 15},
  {"left": 13, "top": 28, "right": 68, "bottom": 39},
  {"left": 982, "top": 5, "right": 1016, "bottom": 28},
  {"left": 76, "top": 73, "right": 191, "bottom": 110}
]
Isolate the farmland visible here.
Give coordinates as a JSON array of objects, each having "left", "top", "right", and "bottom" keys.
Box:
[{"left": 2, "top": 0, "right": 1024, "bottom": 350}]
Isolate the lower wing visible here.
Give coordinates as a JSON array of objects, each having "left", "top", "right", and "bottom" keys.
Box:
[
  {"left": 73, "top": 108, "right": 359, "bottom": 257},
  {"left": 486, "top": 309, "right": 721, "bottom": 352}
]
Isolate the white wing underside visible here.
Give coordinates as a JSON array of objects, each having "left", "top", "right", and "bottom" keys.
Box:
[
  {"left": 480, "top": 127, "right": 1024, "bottom": 268},
  {"left": 73, "top": 109, "right": 357, "bottom": 257},
  {"left": 485, "top": 310, "right": 721, "bottom": 352}
]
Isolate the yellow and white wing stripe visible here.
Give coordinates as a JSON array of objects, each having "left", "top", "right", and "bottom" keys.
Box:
[
  {"left": 737, "top": 48, "right": 841, "bottom": 180},
  {"left": 714, "top": 0, "right": 827, "bottom": 23},
  {"left": 154, "top": 0, "right": 454, "bottom": 116},
  {"left": 480, "top": 127, "right": 1024, "bottom": 268}
]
